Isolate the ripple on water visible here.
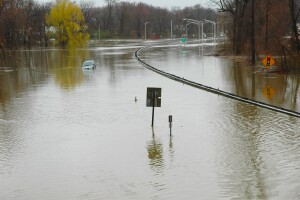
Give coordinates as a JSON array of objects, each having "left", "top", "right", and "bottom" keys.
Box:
[
  {"left": 210, "top": 99, "right": 300, "bottom": 199},
  {"left": 0, "top": 124, "right": 24, "bottom": 174}
]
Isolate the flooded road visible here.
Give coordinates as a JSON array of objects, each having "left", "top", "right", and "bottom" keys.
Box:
[{"left": 0, "top": 40, "right": 299, "bottom": 199}]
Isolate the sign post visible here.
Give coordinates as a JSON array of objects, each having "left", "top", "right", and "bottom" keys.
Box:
[
  {"left": 168, "top": 115, "right": 172, "bottom": 136},
  {"left": 146, "top": 88, "right": 161, "bottom": 127}
]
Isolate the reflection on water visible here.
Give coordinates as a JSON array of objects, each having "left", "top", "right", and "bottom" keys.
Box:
[
  {"left": 0, "top": 40, "right": 299, "bottom": 199},
  {"left": 147, "top": 128, "right": 164, "bottom": 172},
  {"left": 213, "top": 100, "right": 300, "bottom": 199},
  {"left": 168, "top": 135, "right": 174, "bottom": 162},
  {"left": 50, "top": 48, "right": 89, "bottom": 89}
]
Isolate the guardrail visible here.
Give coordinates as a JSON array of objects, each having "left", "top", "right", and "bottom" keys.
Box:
[{"left": 135, "top": 45, "right": 300, "bottom": 118}]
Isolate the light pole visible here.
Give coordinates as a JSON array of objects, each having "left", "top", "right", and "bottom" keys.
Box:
[
  {"left": 203, "top": 19, "right": 216, "bottom": 44},
  {"left": 186, "top": 22, "right": 192, "bottom": 39},
  {"left": 145, "top": 22, "right": 150, "bottom": 40},
  {"left": 183, "top": 18, "right": 203, "bottom": 46}
]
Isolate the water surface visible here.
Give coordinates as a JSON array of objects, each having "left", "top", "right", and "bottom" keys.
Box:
[{"left": 0, "top": 40, "right": 299, "bottom": 200}]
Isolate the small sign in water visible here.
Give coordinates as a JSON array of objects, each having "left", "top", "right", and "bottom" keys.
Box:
[
  {"left": 146, "top": 87, "right": 162, "bottom": 127},
  {"left": 262, "top": 55, "right": 275, "bottom": 69}
]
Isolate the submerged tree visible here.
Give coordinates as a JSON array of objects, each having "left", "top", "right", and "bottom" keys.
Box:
[{"left": 46, "top": 0, "right": 89, "bottom": 47}]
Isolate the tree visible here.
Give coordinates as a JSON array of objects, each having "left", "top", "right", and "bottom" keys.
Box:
[
  {"left": 288, "top": 0, "right": 300, "bottom": 53},
  {"left": 105, "top": 0, "right": 118, "bottom": 33},
  {"left": 134, "top": 3, "right": 149, "bottom": 38},
  {"left": 250, "top": 0, "right": 255, "bottom": 64},
  {"left": 115, "top": 2, "right": 132, "bottom": 38},
  {"left": 211, "top": 0, "right": 250, "bottom": 54},
  {"left": 80, "top": 0, "right": 95, "bottom": 25},
  {"left": 46, "top": 0, "right": 89, "bottom": 47}
]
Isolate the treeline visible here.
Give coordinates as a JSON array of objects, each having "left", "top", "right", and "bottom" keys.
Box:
[
  {"left": 0, "top": 0, "right": 48, "bottom": 49},
  {"left": 0, "top": 0, "right": 217, "bottom": 49},
  {"left": 82, "top": 0, "right": 217, "bottom": 39},
  {"left": 212, "top": 0, "right": 300, "bottom": 71}
]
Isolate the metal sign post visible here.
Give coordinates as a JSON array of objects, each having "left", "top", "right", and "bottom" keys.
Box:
[
  {"left": 151, "top": 91, "right": 155, "bottom": 127},
  {"left": 146, "top": 87, "right": 161, "bottom": 127},
  {"left": 168, "top": 115, "right": 172, "bottom": 136}
]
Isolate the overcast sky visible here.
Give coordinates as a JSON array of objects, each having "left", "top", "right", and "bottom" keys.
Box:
[{"left": 38, "top": 0, "right": 214, "bottom": 9}]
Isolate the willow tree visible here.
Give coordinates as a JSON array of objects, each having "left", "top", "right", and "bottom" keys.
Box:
[{"left": 46, "top": 0, "right": 89, "bottom": 47}]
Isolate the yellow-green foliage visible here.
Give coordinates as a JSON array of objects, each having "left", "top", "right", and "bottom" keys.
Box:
[{"left": 46, "top": 0, "right": 89, "bottom": 47}]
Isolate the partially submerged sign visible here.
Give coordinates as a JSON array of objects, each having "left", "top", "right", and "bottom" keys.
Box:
[
  {"left": 262, "top": 56, "right": 275, "bottom": 69},
  {"left": 146, "top": 87, "right": 161, "bottom": 107},
  {"left": 147, "top": 87, "right": 162, "bottom": 127}
]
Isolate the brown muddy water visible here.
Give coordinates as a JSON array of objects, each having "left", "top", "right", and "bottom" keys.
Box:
[{"left": 0, "top": 40, "right": 299, "bottom": 199}]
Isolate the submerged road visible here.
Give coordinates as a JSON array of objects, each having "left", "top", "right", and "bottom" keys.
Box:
[{"left": 135, "top": 45, "right": 300, "bottom": 118}]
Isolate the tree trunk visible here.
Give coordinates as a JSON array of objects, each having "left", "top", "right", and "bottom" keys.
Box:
[
  {"left": 289, "top": 0, "right": 300, "bottom": 53},
  {"left": 233, "top": 15, "right": 237, "bottom": 53},
  {"left": 264, "top": 0, "right": 269, "bottom": 51},
  {"left": 235, "top": 17, "right": 242, "bottom": 55},
  {"left": 251, "top": 0, "right": 256, "bottom": 64}
]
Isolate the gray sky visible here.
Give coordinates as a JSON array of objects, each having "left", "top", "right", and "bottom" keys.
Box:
[{"left": 38, "top": 0, "right": 214, "bottom": 9}]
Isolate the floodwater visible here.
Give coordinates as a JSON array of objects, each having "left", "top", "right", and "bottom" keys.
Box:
[{"left": 0, "top": 40, "right": 299, "bottom": 200}]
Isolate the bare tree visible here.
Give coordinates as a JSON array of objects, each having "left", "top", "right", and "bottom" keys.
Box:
[
  {"left": 134, "top": 3, "right": 150, "bottom": 38},
  {"left": 288, "top": 0, "right": 300, "bottom": 53},
  {"left": 211, "top": 0, "right": 250, "bottom": 54},
  {"left": 105, "top": 0, "right": 118, "bottom": 33},
  {"left": 80, "top": 1, "right": 95, "bottom": 25},
  {"left": 250, "top": 0, "right": 255, "bottom": 64},
  {"left": 115, "top": 2, "right": 132, "bottom": 37}
]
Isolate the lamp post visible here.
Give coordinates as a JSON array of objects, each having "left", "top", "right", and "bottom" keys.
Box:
[
  {"left": 185, "top": 22, "right": 192, "bottom": 39},
  {"left": 183, "top": 18, "right": 203, "bottom": 46},
  {"left": 203, "top": 19, "right": 216, "bottom": 44},
  {"left": 145, "top": 22, "right": 150, "bottom": 40}
]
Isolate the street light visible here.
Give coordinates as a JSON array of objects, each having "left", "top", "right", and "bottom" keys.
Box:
[
  {"left": 185, "top": 22, "right": 192, "bottom": 39},
  {"left": 183, "top": 18, "right": 204, "bottom": 46},
  {"left": 145, "top": 22, "right": 150, "bottom": 40},
  {"left": 203, "top": 19, "right": 216, "bottom": 44}
]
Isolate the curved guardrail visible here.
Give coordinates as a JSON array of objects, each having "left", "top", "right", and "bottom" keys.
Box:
[{"left": 135, "top": 45, "right": 300, "bottom": 118}]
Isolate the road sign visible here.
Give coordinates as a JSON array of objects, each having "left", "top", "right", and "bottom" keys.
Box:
[
  {"left": 146, "top": 87, "right": 161, "bottom": 107},
  {"left": 147, "top": 87, "right": 162, "bottom": 127},
  {"left": 182, "top": 37, "right": 187, "bottom": 43},
  {"left": 262, "top": 56, "right": 275, "bottom": 69}
]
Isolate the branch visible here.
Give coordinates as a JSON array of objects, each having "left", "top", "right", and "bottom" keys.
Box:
[{"left": 210, "top": 0, "right": 235, "bottom": 15}]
